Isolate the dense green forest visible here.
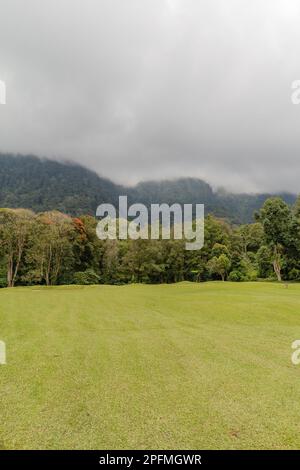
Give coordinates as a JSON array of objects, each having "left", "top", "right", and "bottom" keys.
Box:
[
  {"left": 0, "top": 153, "right": 296, "bottom": 223},
  {"left": 1, "top": 195, "right": 300, "bottom": 287}
]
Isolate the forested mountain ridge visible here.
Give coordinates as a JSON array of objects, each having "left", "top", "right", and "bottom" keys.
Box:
[
  {"left": 0, "top": 153, "right": 123, "bottom": 215},
  {"left": 0, "top": 153, "right": 296, "bottom": 223}
]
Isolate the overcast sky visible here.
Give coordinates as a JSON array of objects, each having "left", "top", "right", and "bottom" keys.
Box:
[{"left": 0, "top": 0, "right": 300, "bottom": 192}]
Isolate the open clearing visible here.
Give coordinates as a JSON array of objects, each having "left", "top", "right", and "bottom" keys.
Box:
[{"left": 1, "top": 282, "right": 300, "bottom": 449}]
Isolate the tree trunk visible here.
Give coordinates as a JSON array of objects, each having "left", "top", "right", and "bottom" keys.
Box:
[
  {"left": 273, "top": 259, "right": 281, "bottom": 282},
  {"left": 12, "top": 244, "right": 23, "bottom": 287},
  {"left": 45, "top": 245, "right": 52, "bottom": 286},
  {"left": 273, "top": 245, "right": 282, "bottom": 282},
  {"left": 7, "top": 256, "right": 13, "bottom": 287}
]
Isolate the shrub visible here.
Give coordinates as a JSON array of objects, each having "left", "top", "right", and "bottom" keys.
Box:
[
  {"left": 228, "top": 270, "right": 243, "bottom": 282},
  {"left": 73, "top": 269, "right": 100, "bottom": 285},
  {"left": 239, "top": 257, "right": 258, "bottom": 281},
  {"left": 0, "top": 266, "right": 7, "bottom": 288},
  {"left": 0, "top": 275, "right": 7, "bottom": 288},
  {"left": 288, "top": 268, "right": 300, "bottom": 281}
]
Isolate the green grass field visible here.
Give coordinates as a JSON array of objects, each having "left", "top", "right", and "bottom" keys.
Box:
[{"left": 1, "top": 282, "right": 300, "bottom": 449}]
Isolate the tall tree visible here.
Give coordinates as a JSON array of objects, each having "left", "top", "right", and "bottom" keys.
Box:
[
  {"left": 207, "top": 254, "right": 231, "bottom": 281},
  {"left": 0, "top": 208, "right": 34, "bottom": 287},
  {"left": 25, "top": 211, "right": 75, "bottom": 285},
  {"left": 257, "top": 198, "right": 292, "bottom": 281}
]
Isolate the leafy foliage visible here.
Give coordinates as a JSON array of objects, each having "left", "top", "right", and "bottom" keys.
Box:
[{"left": 0, "top": 194, "right": 299, "bottom": 286}]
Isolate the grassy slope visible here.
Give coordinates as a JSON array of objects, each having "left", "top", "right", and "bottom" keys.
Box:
[{"left": 1, "top": 282, "right": 300, "bottom": 449}]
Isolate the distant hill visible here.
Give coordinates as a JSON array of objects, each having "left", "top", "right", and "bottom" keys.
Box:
[
  {"left": 0, "top": 153, "right": 123, "bottom": 215},
  {"left": 0, "top": 153, "right": 297, "bottom": 223}
]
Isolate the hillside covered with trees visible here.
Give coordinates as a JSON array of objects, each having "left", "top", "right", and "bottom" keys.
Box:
[{"left": 0, "top": 153, "right": 296, "bottom": 224}]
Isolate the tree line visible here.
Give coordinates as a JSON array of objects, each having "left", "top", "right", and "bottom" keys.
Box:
[{"left": 0, "top": 196, "right": 300, "bottom": 287}]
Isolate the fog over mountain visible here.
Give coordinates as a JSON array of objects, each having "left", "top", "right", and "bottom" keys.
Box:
[
  {"left": 0, "top": 1, "right": 300, "bottom": 192},
  {"left": 0, "top": 153, "right": 296, "bottom": 224}
]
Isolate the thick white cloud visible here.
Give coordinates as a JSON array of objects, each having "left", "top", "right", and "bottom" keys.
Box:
[{"left": 0, "top": 0, "right": 300, "bottom": 192}]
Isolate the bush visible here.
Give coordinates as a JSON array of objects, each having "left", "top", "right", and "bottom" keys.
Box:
[
  {"left": 228, "top": 270, "right": 243, "bottom": 282},
  {"left": 288, "top": 268, "right": 300, "bottom": 281},
  {"left": 73, "top": 269, "right": 100, "bottom": 285},
  {"left": 245, "top": 269, "right": 258, "bottom": 281},
  {"left": 239, "top": 257, "right": 258, "bottom": 281},
  {"left": 0, "top": 275, "right": 7, "bottom": 288},
  {"left": 0, "top": 266, "right": 7, "bottom": 287}
]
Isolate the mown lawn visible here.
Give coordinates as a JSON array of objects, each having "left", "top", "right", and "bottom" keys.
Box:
[{"left": 1, "top": 282, "right": 300, "bottom": 449}]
